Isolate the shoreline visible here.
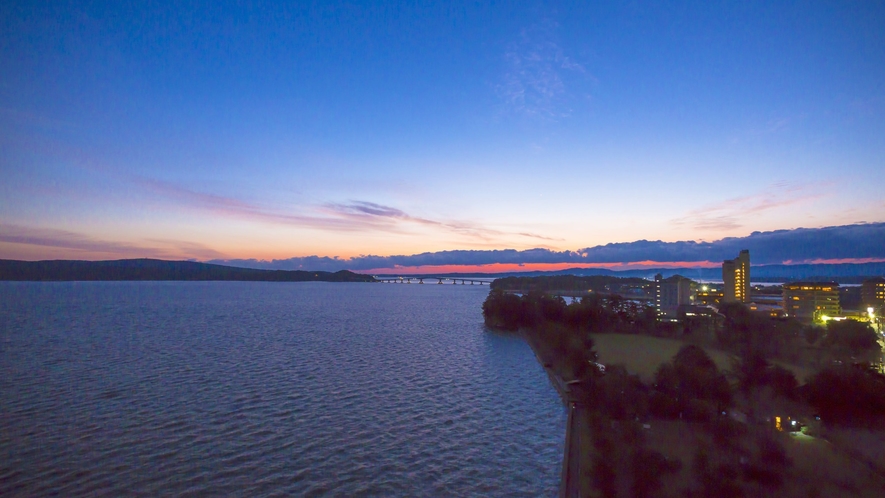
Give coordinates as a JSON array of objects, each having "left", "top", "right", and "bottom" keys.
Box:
[{"left": 517, "top": 329, "right": 586, "bottom": 498}]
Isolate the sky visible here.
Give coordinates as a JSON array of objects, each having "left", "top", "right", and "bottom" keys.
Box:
[{"left": 1, "top": 1, "right": 884, "bottom": 272}]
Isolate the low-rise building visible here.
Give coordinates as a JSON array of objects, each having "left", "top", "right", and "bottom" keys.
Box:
[
  {"left": 681, "top": 304, "right": 722, "bottom": 337},
  {"left": 748, "top": 302, "right": 785, "bottom": 318},
  {"left": 695, "top": 283, "right": 724, "bottom": 306},
  {"left": 782, "top": 281, "right": 840, "bottom": 323},
  {"left": 862, "top": 277, "right": 885, "bottom": 310},
  {"left": 654, "top": 274, "right": 696, "bottom": 320}
]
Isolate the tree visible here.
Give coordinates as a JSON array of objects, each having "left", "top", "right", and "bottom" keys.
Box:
[
  {"left": 594, "top": 364, "right": 649, "bottom": 420},
  {"left": 674, "top": 346, "right": 732, "bottom": 407},
  {"left": 743, "top": 434, "right": 791, "bottom": 492},
  {"left": 823, "top": 319, "right": 879, "bottom": 354},
  {"left": 766, "top": 365, "right": 798, "bottom": 399},
  {"left": 803, "top": 325, "right": 822, "bottom": 345},
  {"left": 535, "top": 292, "right": 567, "bottom": 323},
  {"left": 482, "top": 289, "right": 524, "bottom": 330},
  {"left": 631, "top": 448, "right": 682, "bottom": 498},
  {"left": 691, "top": 449, "right": 743, "bottom": 498},
  {"left": 805, "top": 364, "right": 885, "bottom": 427},
  {"left": 653, "top": 346, "right": 732, "bottom": 420},
  {"left": 730, "top": 348, "right": 769, "bottom": 422}
]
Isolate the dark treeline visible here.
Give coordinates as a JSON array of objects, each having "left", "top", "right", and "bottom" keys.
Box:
[
  {"left": 483, "top": 288, "right": 885, "bottom": 495},
  {"left": 482, "top": 288, "right": 655, "bottom": 334},
  {"left": 490, "top": 275, "right": 649, "bottom": 293},
  {"left": 0, "top": 259, "right": 376, "bottom": 282},
  {"left": 484, "top": 289, "right": 885, "bottom": 428}
]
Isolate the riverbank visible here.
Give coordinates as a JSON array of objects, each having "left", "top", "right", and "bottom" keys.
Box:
[{"left": 520, "top": 329, "right": 587, "bottom": 497}]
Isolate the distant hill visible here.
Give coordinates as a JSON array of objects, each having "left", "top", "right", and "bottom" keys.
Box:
[
  {"left": 553, "top": 263, "right": 885, "bottom": 283},
  {"left": 490, "top": 275, "right": 650, "bottom": 293},
  {"left": 0, "top": 259, "right": 376, "bottom": 282},
  {"left": 405, "top": 262, "right": 885, "bottom": 283}
]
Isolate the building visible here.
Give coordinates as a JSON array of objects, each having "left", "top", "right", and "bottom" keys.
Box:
[
  {"left": 695, "top": 283, "right": 724, "bottom": 306},
  {"left": 861, "top": 277, "right": 885, "bottom": 309},
  {"left": 654, "top": 274, "right": 696, "bottom": 320},
  {"left": 722, "top": 250, "right": 750, "bottom": 303},
  {"left": 748, "top": 302, "right": 785, "bottom": 318},
  {"left": 782, "top": 281, "right": 840, "bottom": 323},
  {"left": 681, "top": 304, "right": 722, "bottom": 337}
]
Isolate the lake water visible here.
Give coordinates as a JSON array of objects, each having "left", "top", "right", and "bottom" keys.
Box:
[{"left": 0, "top": 282, "right": 565, "bottom": 496}]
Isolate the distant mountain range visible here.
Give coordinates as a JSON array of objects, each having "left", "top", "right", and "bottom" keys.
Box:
[
  {"left": 401, "top": 262, "right": 885, "bottom": 283},
  {"left": 1, "top": 259, "right": 883, "bottom": 284},
  {"left": 543, "top": 263, "right": 885, "bottom": 283},
  {"left": 0, "top": 259, "right": 376, "bottom": 282}
]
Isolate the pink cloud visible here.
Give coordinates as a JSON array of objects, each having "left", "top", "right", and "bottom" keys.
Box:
[
  {"left": 783, "top": 257, "right": 885, "bottom": 265},
  {"left": 671, "top": 182, "right": 829, "bottom": 231},
  {"left": 0, "top": 223, "right": 227, "bottom": 261}
]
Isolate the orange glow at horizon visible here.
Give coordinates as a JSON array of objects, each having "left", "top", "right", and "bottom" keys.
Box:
[{"left": 362, "top": 260, "right": 722, "bottom": 275}]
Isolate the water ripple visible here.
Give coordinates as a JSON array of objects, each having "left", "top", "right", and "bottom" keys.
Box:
[{"left": 0, "top": 281, "right": 565, "bottom": 496}]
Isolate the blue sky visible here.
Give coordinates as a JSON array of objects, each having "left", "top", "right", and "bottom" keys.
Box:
[{"left": 1, "top": 1, "right": 884, "bottom": 270}]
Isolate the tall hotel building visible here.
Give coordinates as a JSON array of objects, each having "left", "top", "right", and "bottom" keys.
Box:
[{"left": 722, "top": 250, "right": 750, "bottom": 303}]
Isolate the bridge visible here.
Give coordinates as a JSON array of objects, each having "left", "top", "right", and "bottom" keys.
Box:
[{"left": 374, "top": 277, "right": 490, "bottom": 285}]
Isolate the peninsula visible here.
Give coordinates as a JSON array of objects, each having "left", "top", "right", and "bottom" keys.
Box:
[
  {"left": 0, "top": 259, "right": 376, "bottom": 282},
  {"left": 483, "top": 279, "right": 885, "bottom": 496}
]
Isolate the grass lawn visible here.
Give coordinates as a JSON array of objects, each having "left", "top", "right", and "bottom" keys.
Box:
[
  {"left": 642, "top": 422, "right": 885, "bottom": 497},
  {"left": 590, "top": 333, "right": 815, "bottom": 383},
  {"left": 590, "top": 333, "right": 735, "bottom": 382},
  {"left": 781, "top": 431, "right": 885, "bottom": 497}
]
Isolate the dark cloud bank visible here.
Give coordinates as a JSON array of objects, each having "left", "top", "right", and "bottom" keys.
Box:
[{"left": 210, "top": 223, "right": 885, "bottom": 272}]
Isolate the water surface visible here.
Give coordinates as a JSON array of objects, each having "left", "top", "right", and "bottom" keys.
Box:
[{"left": 1, "top": 282, "right": 565, "bottom": 496}]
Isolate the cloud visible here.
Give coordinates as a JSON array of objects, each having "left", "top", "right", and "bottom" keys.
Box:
[
  {"left": 331, "top": 201, "right": 408, "bottom": 219},
  {"left": 135, "top": 178, "right": 562, "bottom": 244},
  {"left": 0, "top": 224, "right": 227, "bottom": 260},
  {"left": 135, "top": 178, "right": 378, "bottom": 232},
  {"left": 6, "top": 222, "right": 884, "bottom": 271},
  {"left": 497, "top": 19, "right": 587, "bottom": 119},
  {"left": 209, "top": 222, "right": 885, "bottom": 271},
  {"left": 324, "top": 201, "right": 561, "bottom": 242},
  {"left": 670, "top": 183, "right": 828, "bottom": 231}
]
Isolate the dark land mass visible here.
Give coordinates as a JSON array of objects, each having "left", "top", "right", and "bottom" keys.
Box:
[
  {"left": 490, "top": 275, "right": 649, "bottom": 294},
  {"left": 482, "top": 287, "right": 885, "bottom": 496},
  {"left": 406, "top": 262, "right": 885, "bottom": 283},
  {"left": 0, "top": 259, "right": 376, "bottom": 282}
]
